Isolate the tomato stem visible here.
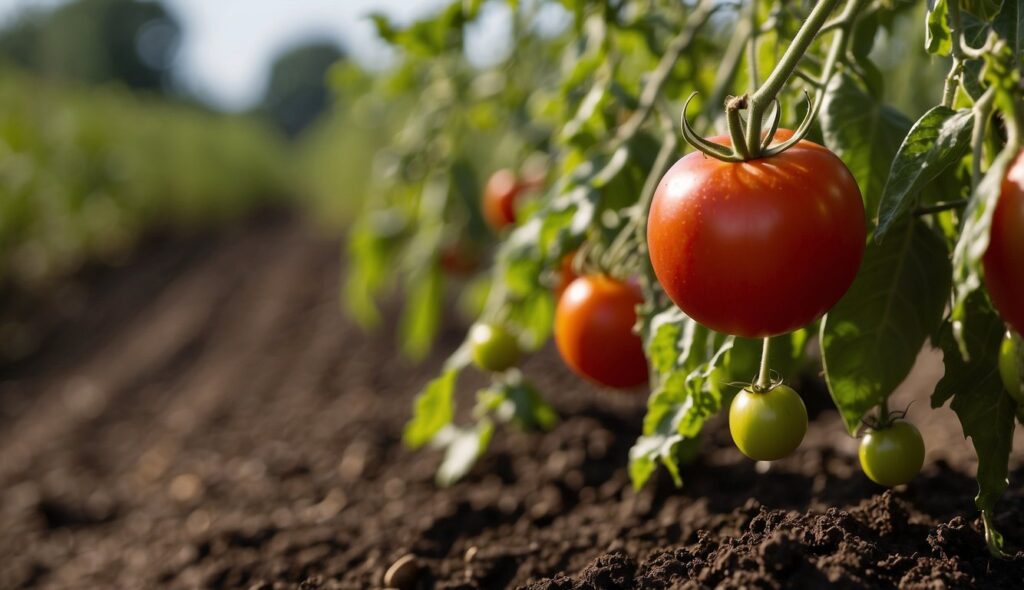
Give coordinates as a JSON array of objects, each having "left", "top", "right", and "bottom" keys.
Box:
[
  {"left": 942, "top": 1, "right": 963, "bottom": 108},
  {"left": 877, "top": 399, "right": 891, "bottom": 428},
  {"left": 756, "top": 336, "right": 772, "bottom": 391},
  {"left": 682, "top": 0, "right": 867, "bottom": 162},
  {"left": 743, "top": 0, "right": 842, "bottom": 156},
  {"left": 914, "top": 199, "right": 969, "bottom": 216},
  {"left": 970, "top": 88, "right": 996, "bottom": 193},
  {"left": 746, "top": 0, "right": 760, "bottom": 90},
  {"left": 981, "top": 510, "right": 1009, "bottom": 558}
]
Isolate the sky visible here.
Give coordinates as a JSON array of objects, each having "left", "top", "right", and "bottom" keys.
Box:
[{"left": 0, "top": 0, "right": 525, "bottom": 110}]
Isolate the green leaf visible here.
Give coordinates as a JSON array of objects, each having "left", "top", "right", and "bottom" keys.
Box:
[
  {"left": 398, "top": 267, "right": 444, "bottom": 360},
  {"left": 403, "top": 369, "right": 459, "bottom": 449},
  {"left": 369, "top": 13, "right": 399, "bottom": 45},
  {"left": 876, "top": 106, "right": 974, "bottom": 240},
  {"left": 820, "top": 73, "right": 912, "bottom": 221},
  {"left": 629, "top": 433, "right": 685, "bottom": 488},
  {"left": 478, "top": 377, "right": 558, "bottom": 431},
  {"left": 993, "top": 0, "right": 1022, "bottom": 64},
  {"left": 821, "top": 220, "right": 951, "bottom": 434},
  {"left": 960, "top": 0, "right": 1003, "bottom": 21},
  {"left": 925, "top": 0, "right": 951, "bottom": 56},
  {"left": 629, "top": 308, "right": 732, "bottom": 490},
  {"left": 953, "top": 146, "right": 1017, "bottom": 315},
  {"left": 435, "top": 421, "right": 494, "bottom": 486},
  {"left": 933, "top": 294, "right": 1015, "bottom": 537}
]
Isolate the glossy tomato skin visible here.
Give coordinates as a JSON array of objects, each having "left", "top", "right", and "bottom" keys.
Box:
[
  {"left": 469, "top": 323, "right": 521, "bottom": 372},
  {"left": 483, "top": 169, "right": 521, "bottom": 232},
  {"left": 647, "top": 130, "right": 866, "bottom": 338},
  {"left": 555, "top": 275, "right": 648, "bottom": 389},
  {"left": 858, "top": 420, "right": 925, "bottom": 487},
  {"left": 999, "top": 333, "right": 1023, "bottom": 405},
  {"left": 728, "top": 384, "right": 807, "bottom": 461},
  {"left": 983, "top": 152, "right": 1024, "bottom": 335}
]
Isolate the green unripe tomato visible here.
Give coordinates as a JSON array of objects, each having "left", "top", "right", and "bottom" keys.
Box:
[
  {"left": 999, "top": 333, "right": 1023, "bottom": 405},
  {"left": 858, "top": 420, "right": 925, "bottom": 487},
  {"left": 728, "top": 384, "right": 808, "bottom": 461},
  {"left": 469, "top": 323, "right": 521, "bottom": 372}
]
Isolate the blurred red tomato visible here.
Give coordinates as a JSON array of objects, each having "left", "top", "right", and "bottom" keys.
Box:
[
  {"left": 482, "top": 169, "right": 522, "bottom": 232},
  {"left": 984, "top": 151, "right": 1024, "bottom": 335}
]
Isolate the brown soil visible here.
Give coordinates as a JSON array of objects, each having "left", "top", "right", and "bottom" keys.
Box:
[{"left": 1, "top": 213, "right": 1023, "bottom": 589}]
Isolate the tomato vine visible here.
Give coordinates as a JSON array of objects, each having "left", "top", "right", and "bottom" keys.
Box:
[{"left": 345, "top": 0, "right": 1024, "bottom": 557}]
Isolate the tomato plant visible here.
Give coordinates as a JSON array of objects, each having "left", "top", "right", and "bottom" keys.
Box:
[
  {"left": 349, "top": 0, "right": 1024, "bottom": 557},
  {"left": 859, "top": 420, "right": 926, "bottom": 487},
  {"left": 554, "top": 275, "right": 648, "bottom": 389}
]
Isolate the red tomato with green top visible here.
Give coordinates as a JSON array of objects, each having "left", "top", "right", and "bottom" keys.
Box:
[{"left": 647, "top": 129, "right": 866, "bottom": 338}]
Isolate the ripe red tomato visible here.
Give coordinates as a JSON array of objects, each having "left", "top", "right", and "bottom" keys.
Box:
[
  {"left": 647, "top": 129, "right": 866, "bottom": 338},
  {"left": 483, "top": 169, "right": 522, "bottom": 232},
  {"left": 983, "top": 151, "right": 1024, "bottom": 335},
  {"left": 553, "top": 252, "right": 578, "bottom": 301},
  {"left": 555, "top": 275, "right": 648, "bottom": 389}
]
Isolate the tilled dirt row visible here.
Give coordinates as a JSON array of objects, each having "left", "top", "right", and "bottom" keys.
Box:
[{"left": 0, "top": 214, "right": 1022, "bottom": 589}]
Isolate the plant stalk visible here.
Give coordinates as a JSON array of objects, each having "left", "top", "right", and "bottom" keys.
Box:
[
  {"left": 756, "top": 336, "right": 772, "bottom": 391},
  {"left": 743, "top": 0, "right": 843, "bottom": 155},
  {"left": 914, "top": 199, "right": 969, "bottom": 215}
]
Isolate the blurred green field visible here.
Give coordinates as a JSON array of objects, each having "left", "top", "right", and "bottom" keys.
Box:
[{"left": 0, "top": 66, "right": 289, "bottom": 290}]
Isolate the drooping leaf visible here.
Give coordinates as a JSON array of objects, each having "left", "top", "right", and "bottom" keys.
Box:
[
  {"left": 404, "top": 369, "right": 459, "bottom": 448},
  {"left": 821, "top": 220, "right": 951, "bottom": 434},
  {"left": 820, "top": 73, "right": 912, "bottom": 221},
  {"left": 933, "top": 294, "right": 1015, "bottom": 552},
  {"left": 876, "top": 106, "right": 974, "bottom": 240},
  {"left": 925, "top": 0, "right": 951, "bottom": 56}
]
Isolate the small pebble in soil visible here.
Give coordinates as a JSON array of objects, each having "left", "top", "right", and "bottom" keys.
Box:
[{"left": 384, "top": 553, "right": 420, "bottom": 590}]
